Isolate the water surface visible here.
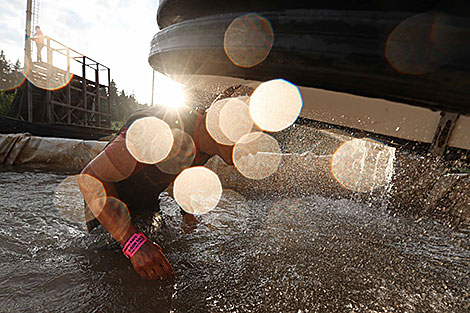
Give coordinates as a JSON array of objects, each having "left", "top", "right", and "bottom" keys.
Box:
[{"left": 0, "top": 168, "right": 468, "bottom": 312}]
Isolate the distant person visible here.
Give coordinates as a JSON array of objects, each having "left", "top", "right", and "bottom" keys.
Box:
[{"left": 33, "top": 26, "right": 44, "bottom": 62}]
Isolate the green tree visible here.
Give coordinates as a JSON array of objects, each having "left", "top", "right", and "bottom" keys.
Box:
[
  {"left": 0, "top": 90, "right": 16, "bottom": 116},
  {"left": 109, "top": 79, "right": 147, "bottom": 123},
  {"left": 0, "top": 50, "right": 23, "bottom": 116}
]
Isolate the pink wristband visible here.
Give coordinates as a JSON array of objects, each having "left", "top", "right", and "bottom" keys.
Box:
[{"left": 122, "top": 232, "right": 147, "bottom": 259}]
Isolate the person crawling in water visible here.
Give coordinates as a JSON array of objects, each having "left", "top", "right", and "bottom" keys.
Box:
[{"left": 78, "top": 100, "right": 236, "bottom": 280}]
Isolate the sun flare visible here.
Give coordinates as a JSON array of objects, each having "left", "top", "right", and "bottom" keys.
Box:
[{"left": 153, "top": 71, "right": 185, "bottom": 108}]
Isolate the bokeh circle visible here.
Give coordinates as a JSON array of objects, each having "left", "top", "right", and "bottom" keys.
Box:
[
  {"left": 126, "top": 116, "right": 174, "bottom": 164},
  {"left": 224, "top": 14, "right": 274, "bottom": 68},
  {"left": 173, "top": 166, "right": 223, "bottom": 215},
  {"left": 249, "top": 79, "right": 303, "bottom": 132},
  {"left": 233, "top": 132, "right": 282, "bottom": 179}
]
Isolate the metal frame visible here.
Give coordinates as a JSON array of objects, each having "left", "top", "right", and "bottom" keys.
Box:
[
  {"left": 431, "top": 112, "right": 460, "bottom": 156},
  {"left": 22, "top": 36, "right": 111, "bottom": 129}
]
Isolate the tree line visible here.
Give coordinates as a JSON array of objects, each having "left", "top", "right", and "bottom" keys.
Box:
[
  {"left": 0, "top": 50, "right": 147, "bottom": 122},
  {"left": 109, "top": 79, "right": 147, "bottom": 124},
  {"left": 0, "top": 50, "right": 22, "bottom": 115}
]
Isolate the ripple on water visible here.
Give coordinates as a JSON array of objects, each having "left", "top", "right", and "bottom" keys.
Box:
[{"left": 0, "top": 170, "right": 468, "bottom": 312}]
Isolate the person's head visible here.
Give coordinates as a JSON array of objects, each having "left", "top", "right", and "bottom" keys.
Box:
[{"left": 35, "top": 26, "right": 40, "bottom": 30}]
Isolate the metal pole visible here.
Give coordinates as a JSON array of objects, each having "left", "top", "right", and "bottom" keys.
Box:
[
  {"left": 27, "top": 81, "right": 33, "bottom": 122},
  {"left": 66, "top": 47, "right": 70, "bottom": 73},
  {"left": 67, "top": 48, "right": 71, "bottom": 124},
  {"left": 46, "top": 38, "right": 52, "bottom": 88},
  {"left": 431, "top": 113, "right": 460, "bottom": 157},
  {"left": 151, "top": 69, "right": 155, "bottom": 106},
  {"left": 25, "top": 0, "right": 33, "bottom": 122},
  {"left": 82, "top": 56, "right": 87, "bottom": 125},
  {"left": 45, "top": 37, "right": 52, "bottom": 123},
  {"left": 95, "top": 64, "right": 100, "bottom": 127},
  {"left": 107, "top": 67, "right": 111, "bottom": 127},
  {"left": 24, "top": 0, "right": 32, "bottom": 69}
]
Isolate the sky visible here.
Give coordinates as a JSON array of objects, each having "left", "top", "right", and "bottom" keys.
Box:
[{"left": 0, "top": 0, "right": 163, "bottom": 105}]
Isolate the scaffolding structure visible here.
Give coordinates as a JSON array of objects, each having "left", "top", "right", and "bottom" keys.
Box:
[{"left": 10, "top": 36, "right": 112, "bottom": 131}]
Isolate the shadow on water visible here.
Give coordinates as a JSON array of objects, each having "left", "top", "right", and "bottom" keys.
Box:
[{"left": 0, "top": 168, "right": 468, "bottom": 312}]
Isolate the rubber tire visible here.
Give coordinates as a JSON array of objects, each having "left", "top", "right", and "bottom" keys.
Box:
[
  {"left": 156, "top": 0, "right": 467, "bottom": 29},
  {"left": 150, "top": 9, "right": 470, "bottom": 114}
]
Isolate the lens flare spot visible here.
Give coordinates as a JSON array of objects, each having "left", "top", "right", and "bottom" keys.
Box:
[
  {"left": 385, "top": 13, "right": 445, "bottom": 75},
  {"left": 0, "top": 67, "right": 26, "bottom": 91},
  {"left": 206, "top": 98, "right": 235, "bottom": 145},
  {"left": 25, "top": 63, "right": 74, "bottom": 90},
  {"left": 126, "top": 116, "right": 174, "bottom": 164},
  {"left": 219, "top": 96, "right": 253, "bottom": 143},
  {"left": 173, "top": 166, "right": 222, "bottom": 215},
  {"left": 233, "top": 132, "right": 282, "bottom": 180},
  {"left": 431, "top": 14, "right": 470, "bottom": 60},
  {"left": 331, "top": 139, "right": 396, "bottom": 193},
  {"left": 249, "top": 79, "right": 302, "bottom": 132},
  {"left": 156, "top": 128, "right": 196, "bottom": 175},
  {"left": 153, "top": 72, "right": 186, "bottom": 108},
  {"left": 54, "top": 175, "right": 89, "bottom": 223},
  {"left": 88, "top": 150, "right": 137, "bottom": 182},
  {"left": 76, "top": 174, "right": 107, "bottom": 218},
  {"left": 224, "top": 13, "right": 274, "bottom": 68}
]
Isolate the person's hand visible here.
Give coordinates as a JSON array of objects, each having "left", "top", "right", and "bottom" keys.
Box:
[{"left": 130, "top": 241, "right": 174, "bottom": 280}]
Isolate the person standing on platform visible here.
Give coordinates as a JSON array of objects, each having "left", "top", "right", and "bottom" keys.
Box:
[{"left": 33, "top": 26, "right": 44, "bottom": 62}]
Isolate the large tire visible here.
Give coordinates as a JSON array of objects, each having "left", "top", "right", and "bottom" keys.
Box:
[
  {"left": 150, "top": 9, "right": 470, "bottom": 114},
  {"left": 156, "top": 0, "right": 462, "bottom": 29}
]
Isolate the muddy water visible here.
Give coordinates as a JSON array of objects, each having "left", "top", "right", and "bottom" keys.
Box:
[{"left": 0, "top": 168, "right": 468, "bottom": 312}]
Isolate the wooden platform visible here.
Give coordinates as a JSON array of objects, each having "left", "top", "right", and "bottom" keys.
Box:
[{"left": 5, "top": 60, "right": 114, "bottom": 140}]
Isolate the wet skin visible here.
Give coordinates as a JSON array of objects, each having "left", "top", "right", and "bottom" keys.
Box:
[{"left": 80, "top": 117, "right": 234, "bottom": 280}]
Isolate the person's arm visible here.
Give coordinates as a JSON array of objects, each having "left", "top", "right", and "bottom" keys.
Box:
[{"left": 79, "top": 133, "right": 173, "bottom": 280}]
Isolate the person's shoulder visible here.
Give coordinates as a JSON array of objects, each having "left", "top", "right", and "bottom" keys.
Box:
[{"left": 126, "top": 105, "right": 200, "bottom": 133}]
